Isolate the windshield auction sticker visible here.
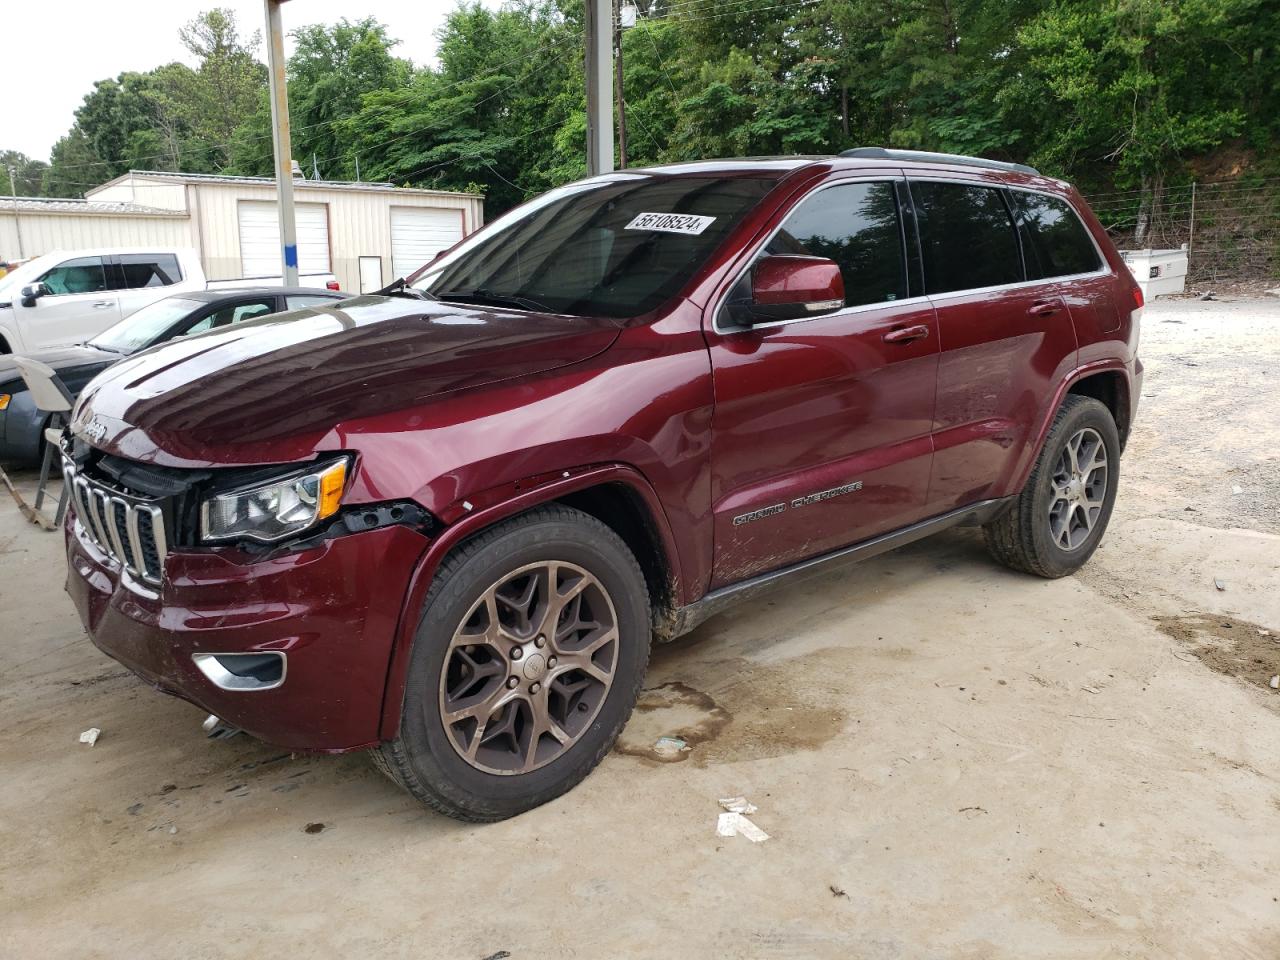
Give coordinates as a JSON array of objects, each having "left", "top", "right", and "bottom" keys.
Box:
[{"left": 624, "top": 212, "right": 717, "bottom": 235}]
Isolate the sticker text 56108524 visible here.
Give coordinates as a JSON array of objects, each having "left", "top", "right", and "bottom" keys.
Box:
[{"left": 624, "top": 212, "right": 717, "bottom": 235}]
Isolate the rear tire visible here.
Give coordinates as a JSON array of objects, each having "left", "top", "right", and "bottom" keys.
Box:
[
  {"left": 376, "top": 505, "right": 651, "bottom": 821},
  {"left": 984, "top": 395, "right": 1120, "bottom": 578}
]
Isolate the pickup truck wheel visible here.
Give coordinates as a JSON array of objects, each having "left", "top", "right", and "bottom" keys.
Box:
[
  {"left": 377, "top": 505, "right": 651, "bottom": 821},
  {"left": 983, "top": 395, "right": 1120, "bottom": 578}
]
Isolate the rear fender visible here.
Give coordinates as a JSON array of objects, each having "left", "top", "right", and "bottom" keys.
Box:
[{"left": 1006, "top": 359, "right": 1131, "bottom": 496}]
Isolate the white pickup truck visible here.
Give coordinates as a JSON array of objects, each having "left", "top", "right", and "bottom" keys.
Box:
[{"left": 0, "top": 247, "right": 339, "bottom": 353}]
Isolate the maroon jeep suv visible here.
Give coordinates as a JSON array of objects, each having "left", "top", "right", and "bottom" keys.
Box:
[{"left": 62, "top": 149, "right": 1142, "bottom": 821}]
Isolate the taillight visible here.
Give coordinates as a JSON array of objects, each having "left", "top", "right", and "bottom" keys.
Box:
[
  {"left": 326, "top": 280, "right": 340, "bottom": 291},
  {"left": 1131, "top": 285, "right": 1144, "bottom": 309}
]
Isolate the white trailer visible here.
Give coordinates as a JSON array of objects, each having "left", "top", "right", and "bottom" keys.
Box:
[{"left": 1120, "top": 247, "right": 1188, "bottom": 300}]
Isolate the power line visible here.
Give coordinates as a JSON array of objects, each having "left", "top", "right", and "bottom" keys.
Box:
[
  {"left": 622, "top": 97, "right": 663, "bottom": 156},
  {"left": 386, "top": 117, "right": 570, "bottom": 186},
  {"left": 636, "top": 18, "right": 682, "bottom": 99}
]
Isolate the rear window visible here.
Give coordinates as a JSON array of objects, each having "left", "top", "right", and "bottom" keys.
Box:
[
  {"left": 1011, "top": 192, "right": 1102, "bottom": 279},
  {"left": 910, "top": 181, "right": 1022, "bottom": 294},
  {"left": 413, "top": 175, "right": 776, "bottom": 319}
]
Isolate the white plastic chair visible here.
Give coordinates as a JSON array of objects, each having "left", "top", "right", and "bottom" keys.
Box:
[{"left": 11, "top": 356, "right": 73, "bottom": 527}]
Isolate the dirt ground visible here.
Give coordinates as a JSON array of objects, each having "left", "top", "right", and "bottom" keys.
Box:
[{"left": 2, "top": 297, "right": 1278, "bottom": 959}]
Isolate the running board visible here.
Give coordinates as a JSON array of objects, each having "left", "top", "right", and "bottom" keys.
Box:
[{"left": 665, "top": 497, "right": 1012, "bottom": 640}]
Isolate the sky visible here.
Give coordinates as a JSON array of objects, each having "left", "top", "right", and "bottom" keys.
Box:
[{"left": 0, "top": 0, "right": 493, "bottom": 163}]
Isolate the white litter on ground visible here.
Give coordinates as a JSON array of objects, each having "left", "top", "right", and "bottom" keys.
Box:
[
  {"left": 716, "top": 797, "right": 769, "bottom": 842},
  {"left": 653, "top": 736, "right": 688, "bottom": 759},
  {"left": 79, "top": 728, "right": 101, "bottom": 747}
]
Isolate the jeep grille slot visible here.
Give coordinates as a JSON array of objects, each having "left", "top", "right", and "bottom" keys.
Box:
[{"left": 64, "top": 460, "right": 168, "bottom": 584}]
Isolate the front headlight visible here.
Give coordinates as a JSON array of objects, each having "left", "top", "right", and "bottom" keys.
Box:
[{"left": 200, "top": 458, "right": 348, "bottom": 543}]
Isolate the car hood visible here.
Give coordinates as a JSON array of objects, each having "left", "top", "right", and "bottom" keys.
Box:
[
  {"left": 0, "top": 344, "right": 120, "bottom": 390},
  {"left": 71, "top": 295, "right": 623, "bottom": 467}
]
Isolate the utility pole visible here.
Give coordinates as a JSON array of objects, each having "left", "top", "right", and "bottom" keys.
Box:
[
  {"left": 584, "top": 0, "right": 614, "bottom": 176},
  {"left": 614, "top": 0, "right": 627, "bottom": 168},
  {"left": 264, "top": 0, "right": 298, "bottom": 285},
  {"left": 7, "top": 166, "right": 24, "bottom": 260}
]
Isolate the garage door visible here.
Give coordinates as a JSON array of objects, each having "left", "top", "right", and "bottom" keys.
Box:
[
  {"left": 238, "top": 201, "right": 331, "bottom": 278},
  {"left": 391, "top": 207, "right": 464, "bottom": 280}
]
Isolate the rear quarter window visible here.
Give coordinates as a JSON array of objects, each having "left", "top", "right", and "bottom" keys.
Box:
[
  {"left": 910, "top": 181, "right": 1022, "bottom": 294},
  {"left": 117, "top": 254, "right": 183, "bottom": 289},
  {"left": 1011, "top": 192, "right": 1102, "bottom": 279}
]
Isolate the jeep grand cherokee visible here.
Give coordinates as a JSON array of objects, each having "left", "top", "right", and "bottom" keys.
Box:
[{"left": 62, "top": 149, "right": 1142, "bottom": 821}]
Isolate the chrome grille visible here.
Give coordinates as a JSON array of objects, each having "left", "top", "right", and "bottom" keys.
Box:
[{"left": 63, "top": 459, "right": 168, "bottom": 584}]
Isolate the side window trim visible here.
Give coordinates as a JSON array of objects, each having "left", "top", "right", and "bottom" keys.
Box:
[
  {"left": 712, "top": 173, "right": 927, "bottom": 334},
  {"left": 998, "top": 188, "right": 1031, "bottom": 283},
  {"left": 104, "top": 256, "right": 126, "bottom": 292},
  {"left": 894, "top": 180, "right": 926, "bottom": 299}
]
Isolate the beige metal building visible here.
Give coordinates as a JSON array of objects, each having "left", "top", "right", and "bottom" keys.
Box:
[{"left": 0, "top": 171, "right": 484, "bottom": 293}]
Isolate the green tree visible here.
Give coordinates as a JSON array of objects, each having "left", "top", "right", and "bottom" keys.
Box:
[
  {"left": 340, "top": 2, "right": 582, "bottom": 214},
  {"left": 0, "top": 151, "right": 49, "bottom": 196},
  {"left": 175, "top": 8, "right": 267, "bottom": 168}
]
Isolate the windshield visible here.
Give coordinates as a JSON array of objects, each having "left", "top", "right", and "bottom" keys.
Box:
[
  {"left": 89, "top": 297, "right": 203, "bottom": 354},
  {"left": 411, "top": 174, "right": 776, "bottom": 319}
]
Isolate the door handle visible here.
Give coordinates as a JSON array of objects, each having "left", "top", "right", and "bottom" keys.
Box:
[
  {"left": 882, "top": 324, "right": 930, "bottom": 344},
  {"left": 92, "top": 300, "right": 113, "bottom": 309},
  {"left": 1028, "top": 300, "right": 1062, "bottom": 318}
]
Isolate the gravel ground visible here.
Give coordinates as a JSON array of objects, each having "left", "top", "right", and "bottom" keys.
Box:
[{"left": 1, "top": 296, "right": 1278, "bottom": 959}]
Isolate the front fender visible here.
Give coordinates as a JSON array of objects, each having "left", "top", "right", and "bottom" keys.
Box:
[{"left": 376, "top": 463, "right": 681, "bottom": 742}]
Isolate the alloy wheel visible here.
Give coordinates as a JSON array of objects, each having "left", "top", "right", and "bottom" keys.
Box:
[
  {"left": 1047, "top": 426, "right": 1109, "bottom": 551},
  {"left": 438, "top": 561, "right": 619, "bottom": 775}
]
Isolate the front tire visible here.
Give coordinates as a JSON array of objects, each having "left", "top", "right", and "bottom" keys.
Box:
[
  {"left": 984, "top": 394, "right": 1120, "bottom": 578},
  {"left": 376, "top": 505, "right": 651, "bottom": 821}
]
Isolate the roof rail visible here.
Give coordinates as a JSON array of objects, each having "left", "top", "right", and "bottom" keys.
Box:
[{"left": 840, "top": 147, "right": 1039, "bottom": 177}]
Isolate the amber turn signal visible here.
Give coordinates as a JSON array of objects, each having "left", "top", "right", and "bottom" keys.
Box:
[{"left": 317, "top": 460, "right": 347, "bottom": 520}]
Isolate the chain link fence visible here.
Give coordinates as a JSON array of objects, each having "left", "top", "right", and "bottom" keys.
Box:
[{"left": 1084, "top": 179, "right": 1280, "bottom": 285}]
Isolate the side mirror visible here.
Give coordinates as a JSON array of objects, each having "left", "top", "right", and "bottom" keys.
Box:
[
  {"left": 733, "top": 255, "right": 844, "bottom": 325},
  {"left": 19, "top": 282, "right": 48, "bottom": 307}
]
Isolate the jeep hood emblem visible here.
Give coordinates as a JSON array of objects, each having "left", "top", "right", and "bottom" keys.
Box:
[{"left": 81, "top": 417, "right": 108, "bottom": 444}]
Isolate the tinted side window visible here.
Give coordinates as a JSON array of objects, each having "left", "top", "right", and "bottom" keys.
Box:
[
  {"left": 910, "top": 182, "right": 1022, "bottom": 294},
  {"left": 117, "top": 254, "right": 183, "bottom": 289},
  {"left": 286, "top": 295, "right": 341, "bottom": 310},
  {"left": 38, "top": 257, "right": 108, "bottom": 296},
  {"left": 1011, "top": 192, "right": 1102, "bottom": 279},
  {"left": 766, "top": 181, "right": 906, "bottom": 307},
  {"left": 182, "top": 298, "right": 277, "bottom": 336}
]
